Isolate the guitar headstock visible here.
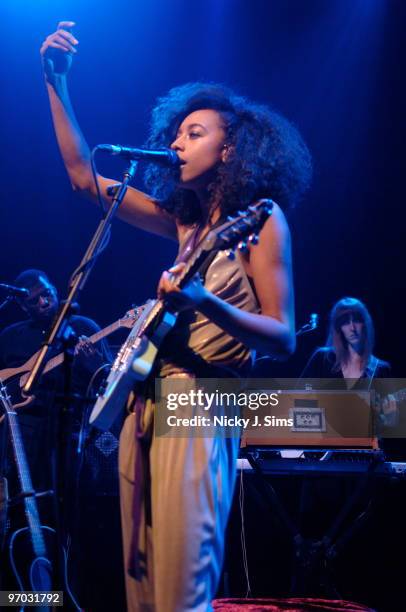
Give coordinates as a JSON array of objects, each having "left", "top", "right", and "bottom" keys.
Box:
[
  {"left": 120, "top": 309, "right": 138, "bottom": 329},
  {"left": 0, "top": 379, "right": 12, "bottom": 411},
  {"left": 202, "top": 199, "right": 274, "bottom": 255},
  {"left": 120, "top": 306, "right": 143, "bottom": 328},
  {"left": 120, "top": 300, "right": 155, "bottom": 329}
]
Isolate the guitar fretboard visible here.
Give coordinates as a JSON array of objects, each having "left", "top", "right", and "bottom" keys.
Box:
[
  {"left": 42, "top": 318, "right": 125, "bottom": 375},
  {"left": 0, "top": 385, "right": 46, "bottom": 558}
]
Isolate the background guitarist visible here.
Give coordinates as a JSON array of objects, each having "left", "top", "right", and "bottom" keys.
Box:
[
  {"left": 0, "top": 268, "right": 121, "bottom": 607},
  {"left": 0, "top": 268, "right": 111, "bottom": 499}
]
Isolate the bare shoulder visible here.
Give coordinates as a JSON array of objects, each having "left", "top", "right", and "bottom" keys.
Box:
[
  {"left": 261, "top": 202, "right": 290, "bottom": 247},
  {"left": 249, "top": 202, "right": 292, "bottom": 266},
  {"left": 242, "top": 201, "right": 294, "bottom": 322}
]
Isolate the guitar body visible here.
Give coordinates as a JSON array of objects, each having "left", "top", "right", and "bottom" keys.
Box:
[
  {"left": 0, "top": 309, "right": 137, "bottom": 410},
  {"left": 9, "top": 526, "right": 54, "bottom": 610},
  {"left": 0, "top": 353, "right": 40, "bottom": 392},
  {"left": 90, "top": 302, "right": 178, "bottom": 430},
  {"left": 8, "top": 525, "right": 79, "bottom": 611}
]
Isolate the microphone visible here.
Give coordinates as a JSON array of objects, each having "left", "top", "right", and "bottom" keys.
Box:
[
  {"left": 96, "top": 145, "right": 181, "bottom": 167},
  {"left": 296, "top": 312, "right": 319, "bottom": 336},
  {"left": 0, "top": 283, "right": 29, "bottom": 298}
]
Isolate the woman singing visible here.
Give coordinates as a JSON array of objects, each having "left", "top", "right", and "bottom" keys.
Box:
[{"left": 41, "top": 21, "right": 312, "bottom": 612}]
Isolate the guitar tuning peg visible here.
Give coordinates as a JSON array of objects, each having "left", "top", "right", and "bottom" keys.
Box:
[
  {"left": 227, "top": 215, "right": 234, "bottom": 222},
  {"left": 248, "top": 234, "right": 259, "bottom": 245},
  {"left": 237, "top": 241, "right": 249, "bottom": 253},
  {"left": 237, "top": 210, "right": 245, "bottom": 217},
  {"left": 225, "top": 249, "right": 236, "bottom": 260}
]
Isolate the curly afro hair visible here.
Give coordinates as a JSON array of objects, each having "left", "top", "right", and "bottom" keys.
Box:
[{"left": 144, "top": 82, "right": 312, "bottom": 225}]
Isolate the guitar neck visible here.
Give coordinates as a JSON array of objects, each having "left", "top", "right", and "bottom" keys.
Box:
[
  {"left": 1, "top": 394, "right": 46, "bottom": 557},
  {"left": 43, "top": 318, "right": 123, "bottom": 375}
]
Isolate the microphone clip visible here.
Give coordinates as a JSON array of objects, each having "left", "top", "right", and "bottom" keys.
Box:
[{"left": 106, "top": 184, "right": 121, "bottom": 198}]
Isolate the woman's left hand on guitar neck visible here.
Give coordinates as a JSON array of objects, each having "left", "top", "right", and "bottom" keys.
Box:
[{"left": 157, "top": 263, "right": 209, "bottom": 312}]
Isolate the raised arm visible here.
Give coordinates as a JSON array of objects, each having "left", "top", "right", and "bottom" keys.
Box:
[{"left": 40, "top": 21, "right": 177, "bottom": 240}]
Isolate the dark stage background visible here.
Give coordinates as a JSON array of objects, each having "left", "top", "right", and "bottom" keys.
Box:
[
  {"left": 1, "top": 2, "right": 405, "bottom": 610},
  {"left": 1, "top": 0, "right": 405, "bottom": 375}
]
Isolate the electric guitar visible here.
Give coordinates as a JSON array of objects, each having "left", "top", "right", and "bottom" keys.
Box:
[
  {"left": 90, "top": 199, "right": 274, "bottom": 430},
  {"left": 0, "top": 309, "right": 138, "bottom": 409},
  {"left": 0, "top": 380, "right": 80, "bottom": 611}
]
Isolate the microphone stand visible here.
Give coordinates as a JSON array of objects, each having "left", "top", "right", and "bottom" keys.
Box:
[
  {"left": 253, "top": 315, "right": 318, "bottom": 377},
  {"left": 296, "top": 316, "right": 318, "bottom": 337},
  {"left": 22, "top": 159, "right": 138, "bottom": 398},
  {"left": 0, "top": 296, "right": 14, "bottom": 312},
  {"left": 296, "top": 323, "right": 315, "bottom": 337},
  {"left": 21, "top": 159, "right": 138, "bottom": 595}
]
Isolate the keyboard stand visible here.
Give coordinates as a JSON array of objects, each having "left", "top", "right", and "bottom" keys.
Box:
[{"left": 244, "top": 450, "right": 385, "bottom": 597}]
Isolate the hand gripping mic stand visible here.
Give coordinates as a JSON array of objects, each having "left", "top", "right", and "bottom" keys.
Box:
[{"left": 21, "top": 155, "right": 138, "bottom": 595}]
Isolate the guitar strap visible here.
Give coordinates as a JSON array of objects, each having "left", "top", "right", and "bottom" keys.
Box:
[
  {"left": 175, "top": 225, "right": 202, "bottom": 264},
  {"left": 197, "top": 217, "right": 232, "bottom": 283},
  {"left": 195, "top": 250, "right": 219, "bottom": 285},
  {"left": 176, "top": 218, "right": 225, "bottom": 285}
]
